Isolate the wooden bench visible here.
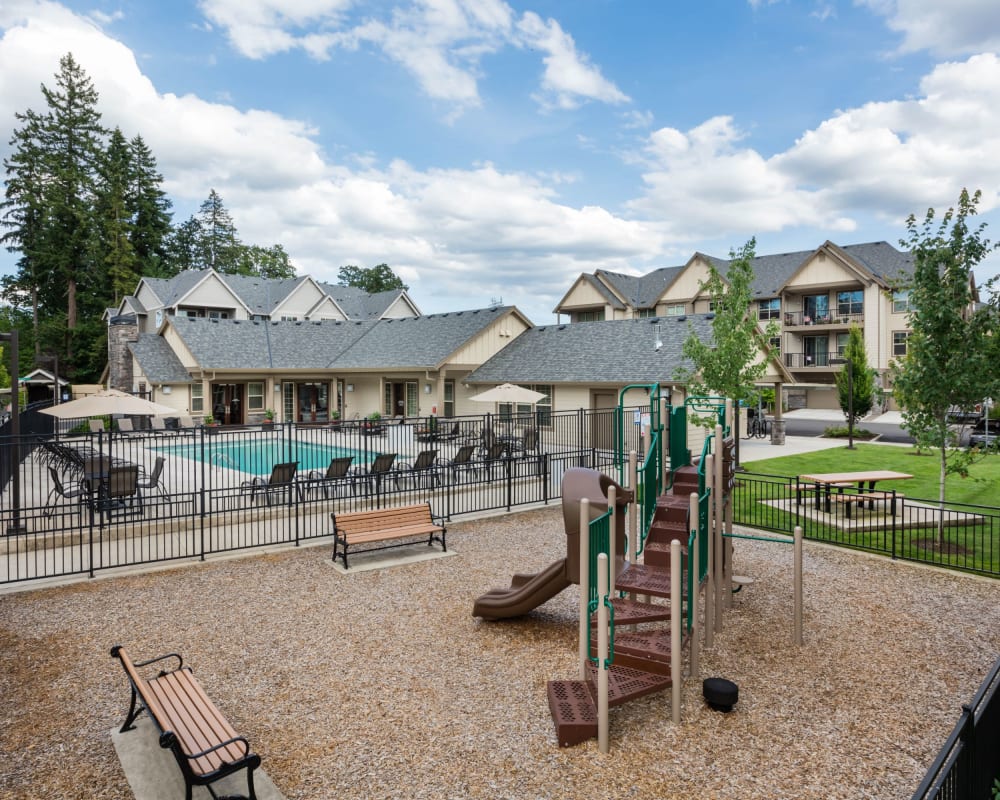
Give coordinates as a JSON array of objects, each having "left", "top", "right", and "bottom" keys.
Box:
[
  {"left": 831, "top": 491, "right": 904, "bottom": 518},
  {"left": 331, "top": 502, "right": 446, "bottom": 569},
  {"left": 111, "top": 645, "right": 261, "bottom": 800}
]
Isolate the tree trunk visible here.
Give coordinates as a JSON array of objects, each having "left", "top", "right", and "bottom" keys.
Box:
[
  {"left": 66, "top": 277, "right": 76, "bottom": 362},
  {"left": 937, "top": 445, "right": 946, "bottom": 547}
]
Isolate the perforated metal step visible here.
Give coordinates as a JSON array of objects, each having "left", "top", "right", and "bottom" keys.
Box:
[{"left": 547, "top": 680, "right": 597, "bottom": 747}]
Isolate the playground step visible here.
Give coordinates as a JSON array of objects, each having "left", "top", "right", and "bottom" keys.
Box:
[
  {"left": 642, "top": 536, "right": 687, "bottom": 569},
  {"left": 612, "top": 628, "right": 687, "bottom": 669},
  {"left": 616, "top": 563, "right": 681, "bottom": 599},
  {"left": 547, "top": 680, "right": 597, "bottom": 747},
  {"left": 656, "top": 493, "right": 689, "bottom": 512},
  {"left": 591, "top": 660, "right": 674, "bottom": 707},
  {"left": 671, "top": 466, "right": 700, "bottom": 492},
  {"left": 547, "top": 664, "right": 676, "bottom": 748},
  {"left": 602, "top": 596, "right": 672, "bottom": 626}
]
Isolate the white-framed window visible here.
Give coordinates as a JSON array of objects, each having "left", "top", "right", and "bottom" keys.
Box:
[
  {"left": 191, "top": 383, "right": 204, "bottom": 412},
  {"left": 836, "top": 290, "right": 863, "bottom": 316},
  {"left": 248, "top": 382, "right": 264, "bottom": 411},
  {"left": 444, "top": 381, "right": 455, "bottom": 418},
  {"left": 636, "top": 308, "right": 657, "bottom": 318},
  {"left": 665, "top": 304, "right": 686, "bottom": 317},
  {"left": 836, "top": 333, "right": 850, "bottom": 356},
  {"left": 892, "top": 290, "right": 912, "bottom": 313},
  {"left": 893, "top": 331, "right": 910, "bottom": 357},
  {"left": 575, "top": 310, "right": 604, "bottom": 322},
  {"left": 769, "top": 336, "right": 781, "bottom": 354},
  {"left": 280, "top": 315, "right": 299, "bottom": 321},
  {"left": 758, "top": 298, "right": 780, "bottom": 320}
]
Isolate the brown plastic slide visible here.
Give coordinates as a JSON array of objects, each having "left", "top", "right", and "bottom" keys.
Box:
[
  {"left": 472, "top": 468, "right": 632, "bottom": 620},
  {"left": 471, "top": 559, "right": 572, "bottom": 620}
]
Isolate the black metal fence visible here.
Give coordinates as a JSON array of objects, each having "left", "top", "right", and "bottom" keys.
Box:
[
  {"left": 911, "top": 654, "right": 1000, "bottom": 800},
  {"left": 730, "top": 472, "right": 1000, "bottom": 578},
  {"left": 0, "top": 408, "right": 650, "bottom": 585}
]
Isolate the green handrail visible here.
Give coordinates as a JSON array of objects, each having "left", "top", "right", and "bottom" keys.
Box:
[{"left": 586, "top": 508, "right": 615, "bottom": 666}]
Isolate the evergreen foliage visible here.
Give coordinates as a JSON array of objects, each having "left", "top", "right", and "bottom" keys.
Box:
[
  {"left": 337, "top": 263, "right": 407, "bottom": 293},
  {"left": 834, "top": 325, "right": 875, "bottom": 426}
]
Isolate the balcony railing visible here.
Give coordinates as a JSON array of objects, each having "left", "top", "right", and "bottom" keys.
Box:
[
  {"left": 782, "top": 311, "right": 863, "bottom": 327},
  {"left": 784, "top": 352, "right": 847, "bottom": 369}
]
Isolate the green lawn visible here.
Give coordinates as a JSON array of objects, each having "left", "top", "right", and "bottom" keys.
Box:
[{"left": 741, "top": 442, "right": 1000, "bottom": 507}]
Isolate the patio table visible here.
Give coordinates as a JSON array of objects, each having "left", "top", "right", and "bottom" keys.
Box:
[{"left": 798, "top": 470, "right": 913, "bottom": 514}]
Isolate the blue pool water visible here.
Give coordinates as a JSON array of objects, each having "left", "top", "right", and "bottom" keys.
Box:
[{"left": 153, "top": 438, "right": 365, "bottom": 476}]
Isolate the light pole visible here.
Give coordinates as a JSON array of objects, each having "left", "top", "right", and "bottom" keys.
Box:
[
  {"left": 832, "top": 357, "right": 855, "bottom": 450},
  {"left": 0, "top": 330, "right": 25, "bottom": 534}
]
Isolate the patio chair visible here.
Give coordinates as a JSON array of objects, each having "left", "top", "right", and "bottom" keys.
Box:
[
  {"left": 136, "top": 456, "right": 168, "bottom": 499},
  {"left": 441, "top": 444, "right": 476, "bottom": 483},
  {"left": 149, "top": 417, "right": 178, "bottom": 436},
  {"left": 397, "top": 449, "right": 441, "bottom": 489},
  {"left": 43, "top": 466, "right": 85, "bottom": 521},
  {"left": 241, "top": 461, "right": 301, "bottom": 506},
  {"left": 94, "top": 464, "right": 143, "bottom": 522},
  {"left": 470, "top": 442, "right": 506, "bottom": 480},
  {"left": 351, "top": 453, "right": 398, "bottom": 494},
  {"left": 304, "top": 456, "right": 354, "bottom": 499},
  {"left": 88, "top": 419, "right": 105, "bottom": 433},
  {"left": 116, "top": 418, "right": 143, "bottom": 436},
  {"left": 508, "top": 428, "right": 538, "bottom": 455}
]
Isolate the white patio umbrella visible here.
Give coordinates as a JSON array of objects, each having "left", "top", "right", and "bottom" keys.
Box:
[
  {"left": 39, "top": 388, "right": 176, "bottom": 419},
  {"left": 469, "top": 383, "right": 546, "bottom": 404}
]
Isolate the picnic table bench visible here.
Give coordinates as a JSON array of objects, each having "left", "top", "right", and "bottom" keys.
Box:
[
  {"left": 111, "top": 645, "right": 262, "bottom": 800},
  {"left": 331, "top": 502, "right": 446, "bottom": 569}
]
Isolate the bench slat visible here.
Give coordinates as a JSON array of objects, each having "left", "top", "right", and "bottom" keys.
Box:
[
  {"left": 331, "top": 503, "right": 446, "bottom": 569},
  {"left": 341, "top": 524, "right": 442, "bottom": 545},
  {"left": 149, "top": 671, "right": 243, "bottom": 775}
]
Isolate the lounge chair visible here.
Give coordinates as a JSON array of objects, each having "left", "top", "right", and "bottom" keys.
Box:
[
  {"left": 116, "top": 418, "right": 144, "bottom": 436},
  {"left": 304, "top": 456, "right": 354, "bottom": 499},
  {"left": 351, "top": 453, "right": 398, "bottom": 494},
  {"left": 88, "top": 419, "right": 105, "bottom": 433},
  {"left": 507, "top": 428, "right": 539, "bottom": 455},
  {"left": 397, "top": 450, "right": 441, "bottom": 489},
  {"left": 149, "top": 417, "right": 178, "bottom": 436},
  {"left": 241, "top": 461, "right": 301, "bottom": 506},
  {"left": 441, "top": 444, "right": 476, "bottom": 483}
]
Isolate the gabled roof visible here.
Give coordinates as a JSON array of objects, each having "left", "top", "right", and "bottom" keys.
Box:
[
  {"left": 168, "top": 317, "right": 374, "bottom": 371},
  {"left": 317, "top": 283, "right": 420, "bottom": 320},
  {"left": 129, "top": 334, "right": 195, "bottom": 384},
  {"left": 552, "top": 273, "right": 626, "bottom": 313},
  {"left": 466, "top": 315, "right": 719, "bottom": 385},
  {"left": 596, "top": 265, "right": 687, "bottom": 309},
  {"left": 331, "top": 306, "right": 525, "bottom": 370},
  {"left": 162, "top": 305, "right": 523, "bottom": 373}
]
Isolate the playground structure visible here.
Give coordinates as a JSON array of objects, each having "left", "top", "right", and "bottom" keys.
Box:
[{"left": 473, "top": 387, "right": 805, "bottom": 751}]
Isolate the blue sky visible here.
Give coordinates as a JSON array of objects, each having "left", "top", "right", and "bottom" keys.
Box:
[{"left": 2, "top": 0, "right": 1000, "bottom": 324}]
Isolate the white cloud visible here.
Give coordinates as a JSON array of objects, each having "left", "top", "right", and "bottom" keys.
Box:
[
  {"left": 516, "top": 12, "right": 629, "bottom": 110},
  {"left": 858, "top": 0, "right": 1000, "bottom": 56},
  {"left": 0, "top": 1, "right": 658, "bottom": 322},
  {"left": 197, "top": 0, "right": 628, "bottom": 113},
  {"left": 628, "top": 53, "right": 1000, "bottom": 244}
]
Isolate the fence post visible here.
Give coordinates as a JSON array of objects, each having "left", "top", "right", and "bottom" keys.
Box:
[
  {"left": 794, "top": 525, "right": 803, "bottom": 646},
  {"left": 578, "top": 498, "right": 590, "bottom": 681}
]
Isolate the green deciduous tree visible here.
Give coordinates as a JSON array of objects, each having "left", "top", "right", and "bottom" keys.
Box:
[
  {"left": 892, "top": 189, "right": 999, "bottom": 539},
  {"left": 835, "top": 325, "right": 875, "bottom": 427},
  {"left": 676, "top": 238, "right": 778, "bottom": 455},
  {"left": 337, "top": 263, "right": 407, "bottom": 293}
]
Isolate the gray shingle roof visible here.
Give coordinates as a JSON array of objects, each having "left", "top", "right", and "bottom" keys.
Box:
[
  {"left": 166, "top": 305, "right": 516, "bottom": 371},
  {"left": 597, "top": 265, "right": 686, "bottom": 309},
  {"left": 169, "top": 317, "right": 374, "bottom": 370},
  {"left": 466, "top": 315, "right": 717, "bottom": 385},
  {"left": 140, "top": 269, "right": 407, "bottom": 320},
  {"left": 331, "top": 306, "right": 515, "bottom": 369},
  {"left": 129, "top": 334, "right": 195, "bottom": 383}
]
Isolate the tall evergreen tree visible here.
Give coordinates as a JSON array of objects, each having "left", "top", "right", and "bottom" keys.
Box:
[
  {"left": 128, "top": 134, "right": 173, "bottom": 276},
  {"left": 195, "top": 189, "right": 242, "bottom": 272},
  {"left": 34, "top": 53, "right": 107, "bottom": 366},
  {"left": 1, "top": 108, "right": 47, "bottom": 358},
  {"left": 92, "top": 127, "right": 138, "bottom": 305}
]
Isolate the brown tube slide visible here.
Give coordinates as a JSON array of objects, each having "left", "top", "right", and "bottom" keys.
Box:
[{"left": 472, "top": 559, "right": 572, "bottom": 620}]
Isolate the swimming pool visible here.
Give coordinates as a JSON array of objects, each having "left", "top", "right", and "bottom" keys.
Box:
[{"left": 153, "top": 438, "right": 366, "bottom": 476}]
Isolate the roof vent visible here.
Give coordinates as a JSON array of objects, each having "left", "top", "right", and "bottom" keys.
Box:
[
  {"left": 676, "top": 315, "right": 687, "bottom": 322},
  {"left": 558, "top": 325, "right": 566, "bottom": 330},
  {"left": 648, "top": 317, "right": 660, "bottom": 324},
  {"left": 704, "top": 313, "right": 715, "bottom": 320},
  {"left": 211, "top": 318, "right": 218, "bottom": 324}
]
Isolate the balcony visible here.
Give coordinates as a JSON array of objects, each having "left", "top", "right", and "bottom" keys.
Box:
[
  {"left": 784, "top": 352, "right": 848, "bottom": 369},
  {"left": 783, "top": 311, "right": 863, "bottom": 328}
]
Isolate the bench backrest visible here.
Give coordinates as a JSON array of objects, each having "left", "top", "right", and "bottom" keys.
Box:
[{"left": 332, "top": 503, "right": 436, "bottom": 534}]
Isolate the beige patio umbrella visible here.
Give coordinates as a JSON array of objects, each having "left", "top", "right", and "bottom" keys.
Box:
[
  {"left": 469, "top": 383, "right": 546, "bottom": 404},
  {"left": 38, "top": 388, "right": 176, "bottom": 419}
]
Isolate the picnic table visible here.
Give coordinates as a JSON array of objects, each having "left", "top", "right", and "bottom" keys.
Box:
[{"left": 798, "top": 470, "right": 913, "bottom": 514}]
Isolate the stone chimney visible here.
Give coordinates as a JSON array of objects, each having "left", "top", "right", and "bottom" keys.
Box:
[{"left": 107, "top": 314, "right": 138, "bottom": 393}]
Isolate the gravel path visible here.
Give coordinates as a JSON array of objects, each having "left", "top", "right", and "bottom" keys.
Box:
[{"left": 1, "top": 506, "right": 997, "bottom": 800}]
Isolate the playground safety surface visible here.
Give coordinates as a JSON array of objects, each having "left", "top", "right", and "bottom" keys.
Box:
[{"left": 1, "top": 505, "right": 998, "bottom": 800}]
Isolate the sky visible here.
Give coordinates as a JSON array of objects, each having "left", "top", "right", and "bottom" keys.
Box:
[{"left": 2, "top": 0, "right": 1000, "bottom": 325}]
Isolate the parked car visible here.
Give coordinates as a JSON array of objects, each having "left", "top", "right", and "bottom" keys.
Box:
[
  {"left": 948, "top": 405, "right": 983, "bottom": 425},
  {"left": 968, "top": 418, "right": 1000, "bottom": 449}
]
